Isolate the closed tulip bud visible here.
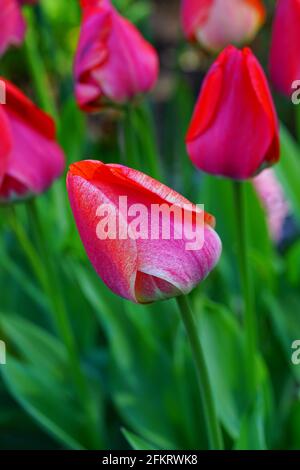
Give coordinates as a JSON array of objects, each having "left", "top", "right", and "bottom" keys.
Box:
[
  {"left": 0, "top": 78, "right": 65, "bottom": 202},
  {"left": 186, "top": 46, "right": 280, "bottom": 180},
  {"left": 67, "top": 160, "right": 221, "bottom": 303},
  {"left": 269, "top": 0, "right": 300, "bottom": 97},
  {"left": 181, "top": 0, "right": 265, "bottom": 53},
  {"left": 0, "top": 0, "right": 25, "bottom": 55},
  {"left": 74, "top": 0, "right": 159, "bottom": 112}
]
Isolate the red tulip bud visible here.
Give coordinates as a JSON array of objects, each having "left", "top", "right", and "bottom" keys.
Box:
[
  {"left": 269, "top": 0, "right": 300, "bottom": 98},
  {"left": 67, "top": 160, "right": 221, "bottom": 303},
  {"left": 186, "top": 46, "right": 279, "bottom": 180}
]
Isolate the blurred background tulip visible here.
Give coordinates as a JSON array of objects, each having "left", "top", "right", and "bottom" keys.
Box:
[
  {"left": 0, "top": 78, "right": 65, "bottom": 202},
  {"left": 0, "top": 0, "right": 26, "bottom": 56},
  {"left": 0, "top": 0, "right": 38, "bottom": 56},
  {"left": 67, "top": 160, "right": 221, "bottom": 303},
  {"left": 181, "top": 0, "right": 265, "bottom": 53},
  {"left": 186, "top": 46, "right": 279, "bottom": 180},
  {"left": 74, "top": 0, "right": 159, "bottom": 111},
  {"left": 269, "top": 0, "right": 300, "bottom": 98},
  {"left": 253, "top": 168, "right": 290, "bottom": 242}
]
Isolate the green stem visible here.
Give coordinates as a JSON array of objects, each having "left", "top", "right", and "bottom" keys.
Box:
[
  {"left": 122, "top": 105, "right": 140, "bottom": 169},
  {"left": 26, "top": 200, "right": 75, "bottom": 355},
  {"left": 23, "top": 8, "right": 57, "bottom": 119},
  {"left": 135, "top": 102, "right": 161, "bottom": 180},
  {"left": 232, "top": 181, "right": 257, "bottom": 396},
  {"left": 176, "top": 296, "right": 223, "bottom": 450}
]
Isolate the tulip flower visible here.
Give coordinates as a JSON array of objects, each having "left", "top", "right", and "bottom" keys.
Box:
[
  {"left": 0, "top": 0, "right": 38, "bottom": 56},
  {"left": 0, "top": 78, "right": 65, "bottom": 202},
  {"left": 253, "top": 169, "right": 290, "bottom": 242},
  {"left": 181, "top": 0, "right": 265, "bottom": 53},
  {"left": 269, "top": 0, "right": 300, "bottom": 97},
  {"left": 186, "top": 46, "right": 280, "bottom": 180},
  {"left": 74, "top": 0, "right": 159, "bottom": 111},
  {"left": 67, "top": 160, "right": 221, "bottom": 303}
]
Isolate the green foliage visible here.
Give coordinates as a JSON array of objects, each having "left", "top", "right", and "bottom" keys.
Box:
[{"left": 1, "top": 0, "right": 300, "bottom": 452}]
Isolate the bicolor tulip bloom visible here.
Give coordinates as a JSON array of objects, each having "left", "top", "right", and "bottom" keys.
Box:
[
  {"left": 269, "top": 0, "right": 300, "bottom": 97},
  {"left": 0, "top": 78, "right": 65, "bottom": 202},
  {"left": 0, "top": 0, "right": 37, "bottom": 56},
  {"left": 186, "top": 46, "right": 280, "bottom": 180},
  {"left": 67, "top": 160, "right": 222, "bottom": 303},
  {"left": 74, "top": 0, "right": 159, "bottom": 111},
  {"left": 181, "top": 0, "right": 265, "bottom": 53}
]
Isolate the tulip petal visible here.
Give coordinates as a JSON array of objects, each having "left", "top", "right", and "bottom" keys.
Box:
[
  {"left": 108, "top": 164, "right": 216, "bottom": 227},
  {"left": 0, "top": 106, "right": 12, "bottom": 186},
  {"left": 181, "top": 0, "right": 265, "bottom": 52},
  {"left": 135, "top": 225, "right": 222, "bottom": 301},
  {"left": 186, "top": 62, "right": 223, "bottom": 142},
  {"left": 67, "top": 162, "right": 138, "bottom": 302},
  {"left": 245, "top": 48, "right": 280, "bottom": 168},
  {"left": 269, "top": 0, "right": 300, "bottom": 97},
  {"left": 0, "top": 79, "right": 65, "bottom": 199},
  {"left": 0, "top": 0, "right": 26, "bottom": 56}
]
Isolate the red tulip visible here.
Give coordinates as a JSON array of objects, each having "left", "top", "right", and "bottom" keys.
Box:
[
  {"left": 186, "top": 46, "right": 279, "bottom": 180},
  {"left": 269, "top": 0, "right": 300, "bottom": 97},
  {"left": 67, "top": 160, "right": 221, "bottom": 303},
  {"left": 74, "top": 0, "right": 159, "bottom": 111},
  {"left": 0, "top": 78, "right": 65, "bottom": 202},
  {"left": 181, "top": 0, "right": 265, "bottom": 53}
]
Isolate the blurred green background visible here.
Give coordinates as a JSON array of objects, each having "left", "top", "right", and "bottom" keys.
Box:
[{"left": 1, "top": 0, "right": 300, "bottom": 450}]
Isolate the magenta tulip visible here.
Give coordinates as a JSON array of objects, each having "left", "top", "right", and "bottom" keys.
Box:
[
  {"left": 253, "top": 169, "right": 289, "bottom": 242},
  {"left": 74, "top": 0, "right": 159, "bottom": 111},
  {"left": 269, "top": 0, "right": 300, "bottom": 97},
  {"left": 67, "top": 160, "right": 222, "bottom": 303},
  {"left": 0, "top": 78, "right": 65, "bottom": 202}
]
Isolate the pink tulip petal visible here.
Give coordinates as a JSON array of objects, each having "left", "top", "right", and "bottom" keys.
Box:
[
  {"left": 135, "top": 225, "right": 222, "bottom": 301},
  {"left": 0, "top": 0, "right": 26, "bottom": 56},
  {"left": 0, "top": 79, "right": 65, "bottom": 200},
  {"left": 0, "top": 106, "right": 12, "bottom": 186},
  {"left": 269, "top": 0, "right": 300, "bottom": 97},
  {"left": 67, "top": 162, "right": 138, "bottom": 302},
  {"left": 181, "top": 0, "right": 265, "bottom": 52}
]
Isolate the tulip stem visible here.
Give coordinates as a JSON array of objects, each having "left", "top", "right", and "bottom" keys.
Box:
[
  {"left": 176, "top": 295, "right": 223, "bottom": 450},
  {"left": 233, "top": 181, "right": 257, "bottom": 397},
  {"left": 23, "top": 8, "right": 57, "bottom": 119},
  {"left": 135, "top": 102, "right": 162, "bottom": 180},
  {"left": 122, "top": 105, "right": 141, "bottom": 169}
]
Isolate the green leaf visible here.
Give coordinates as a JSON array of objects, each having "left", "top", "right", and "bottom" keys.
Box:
[
  {"left": 0, "top": 314, "right": 102, "bottom": 450},
  {"left": 197, "top": 299, "right": 248, "bottom": 439},
  {"left": 122, "top": 428, "right": 158, "bottom": 450},
  {"left": 276, "top": 125, "right": 300, "bottom": 221},
  {"left": 234, "top": 394, "right": 267, "bottom": 450}
]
